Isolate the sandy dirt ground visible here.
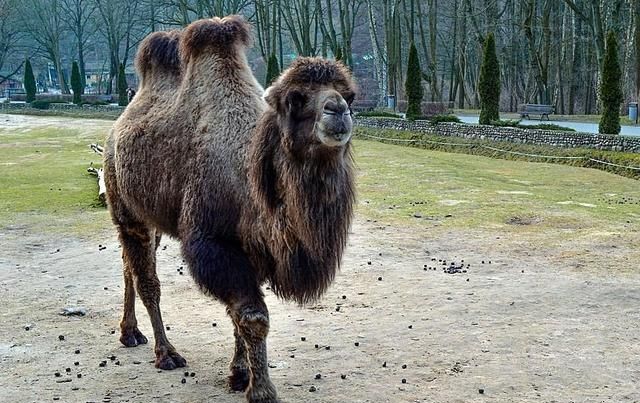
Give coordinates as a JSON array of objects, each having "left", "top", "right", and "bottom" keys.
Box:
[
  {"left": 2, "top": 221, "right": 640, "bottom": 403},
  {"left": 1, "top": 115, "right": 640, "bottom": 403}
]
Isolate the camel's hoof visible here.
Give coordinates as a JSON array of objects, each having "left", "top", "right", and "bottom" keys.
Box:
[
  {"left": 246, "top": 385, "right": 280, "bottom": 403},
  {"left": 228, "top": 368, "right": 250, "bottom": 392},
  {"left": 155, "top": 351, "right": 187, "bottom": 370},
  {"left": 120, "top": 328, "right": 148, "bottom": 347}
]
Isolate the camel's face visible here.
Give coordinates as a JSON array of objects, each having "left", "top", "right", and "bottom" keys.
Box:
[{"left": 314, "top": 89, "right": 354, "bottom": 147}]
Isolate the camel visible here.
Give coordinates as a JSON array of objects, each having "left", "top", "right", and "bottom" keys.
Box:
[{"left": 103, "top": 15, "right": 357, "bottom": 403}]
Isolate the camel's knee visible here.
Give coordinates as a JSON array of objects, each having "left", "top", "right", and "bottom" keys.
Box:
[{"left": 237, "top": 309, "right": 270, "bottom": 341}]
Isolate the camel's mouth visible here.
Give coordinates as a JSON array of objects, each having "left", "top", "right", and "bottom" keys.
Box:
[
  {"left": 317, "top": 116, "right": 353, "bottom": 146},
  {"left": 316, "top": 100, "right": 353, "bottom": 147}
]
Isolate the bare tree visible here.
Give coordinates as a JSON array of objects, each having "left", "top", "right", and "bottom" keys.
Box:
[
  {"left": 60, "top": 0, "right": 98, "bottom": 92},
  {"left": 0, "top": 0, "right": 25, "bottom": 84},
  {"left": 21, "top": 0, "right": 70, "bottom": 93},
  {"left": 95, "top": 0, "right": 146, "bottom": 94}
]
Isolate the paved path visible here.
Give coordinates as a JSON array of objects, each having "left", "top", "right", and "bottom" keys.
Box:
[{"left": 456, "top": 115, "right": 640, "bottom": 136}]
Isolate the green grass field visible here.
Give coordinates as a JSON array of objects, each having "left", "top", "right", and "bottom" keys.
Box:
[{"left": 1, "top": 121, "right": 638, "bottom": 240}]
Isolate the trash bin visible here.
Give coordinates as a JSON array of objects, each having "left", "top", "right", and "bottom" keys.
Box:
[
  {"left": 386, "top": 95, "right": 396, "bottom": 110},
  {"left": 629, "top": 102, "right": 638, "bottom": 123}
]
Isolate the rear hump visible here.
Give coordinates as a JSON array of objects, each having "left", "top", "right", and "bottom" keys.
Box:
[{"left": 179, "top": 15, "right": 252, "bottom": 62}]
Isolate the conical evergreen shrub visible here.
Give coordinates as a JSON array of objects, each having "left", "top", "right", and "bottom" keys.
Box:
[
  {"left": 118, "top": 63, "right": 128, "bottom": 106},
  {"left": 599, "top": 31, "right": 623, "bottom": 135},
  {"left": 24, "top": 59, "right": 36, "bottom": 103},
  {"left": 265, "top": 53, "right": 280, "bottom": 87},
  {"left": 71, "top": 61, "right": 82, "bottom": 105},
  {"left": 405, "top": 42, "right": 423, "bottom": 120},
  {"left": 479, "top": 32, "right": 501, "bottom": 125}
]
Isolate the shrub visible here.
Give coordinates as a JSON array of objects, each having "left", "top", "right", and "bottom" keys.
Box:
[
  {"left": 599, "top": 31, "right": 623, "bottom": 135},
  {"left": 405, "top": 42, "right": 423, "bottom": 120},
  {"left": 71, "top": 61, "right": 82, "bottom": 105},
  {"left": 490, "top": 119, "right": 521, "bottom": 127},
  {"left": 429, "top": 114, "right": 462, "bottom": 124},
  {"left": 421, "top": 102, "right": 449, "bottom": 117},
  {"left": 526, "top": 123, "right": 575, "bottom": 132},
  {"left": 30, "top": 100, "right": 50, "bottom": 110},
  {"left": 356, "top": 110, "right": 402, "bottom": 118},
  {"left": 117, "top": 63, "right": 128, "bottom": 107},
  {"left": 265, "top": 53, "right": 280, "bottom": 87},
  {"left": 479, "top": 32, "right": 500, "bottom": 125},
  {"left": 23, "top": 59, "right": 36, "bottom": 103}
]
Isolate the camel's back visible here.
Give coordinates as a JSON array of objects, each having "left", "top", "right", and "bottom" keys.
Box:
[{"left": 105, "top": 17, "right": 265, "bottom": 238}]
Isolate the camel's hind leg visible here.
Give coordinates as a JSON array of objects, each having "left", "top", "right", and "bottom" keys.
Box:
[{"left": 118, "top": 222, "right": 186, "bottom": 370}]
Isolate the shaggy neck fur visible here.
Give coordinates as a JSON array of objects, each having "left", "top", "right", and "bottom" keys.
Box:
[{"left": 248, "top": 112, "right": 355, "bottom": 305}]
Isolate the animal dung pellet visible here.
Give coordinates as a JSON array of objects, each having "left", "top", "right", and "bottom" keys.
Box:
[
  {"left": 190, "top": 372, "right": 195, "bottom": 377},
  {"left": 340, "top": 374, "right": 347, "bottom": 379},
  {"left": 408, "top": 325, "right": 413, "bottom": 329},
  {"left": 115, "top": 361, "right": 120, "bottom": 366},
  {"left": 382, "top": 361, "right": 387, "bottom": 368},
  {"left": 402, "top": 364, "right": 407, "bottom": 369},
  {"left": 184, "top": 371, "right": 189, "bottom": 377},
  {"left": 77, "top": 373, "right": 82, "bottom": 378},
  {"left": 109, "top": 355, "right": 116, "bottom": 361},
  {"left": 74, "top": 361, "right": 79, "bottom": 366},
  {"left": 401, "top": 378, "right": 407, "bottom": 384},
  {"left": 335, "top": 306, "right": 340, "bottom": 312},
  {"left": 104, "top": 287, "right": 108, "bottom": 290},
  {"left": 479, "top": 388, "right": 485, "bottom": 394},
  {"left": 212, "top": 322, "right": 217, "bottom": 327},
  {"left": 290, "top": 354, "right": 295, "bottom": 358},
  {"left": 314, "top": 373, "right": 322, "bottom": 379},
  {"left": 99, "top": 361, "right": 106, "bottom": 367},
  {"left": 354, "top": 342, "right": 359, "bottom": 347},
  {"left": 75, "top": 349, "right": 80, "bottom": 354},
  {"left": 58, "top": 335, "right": 65, "bottom": 341},
  {"left": 309, "top": 386, "right": 317, "bottom": 392},
  {"left": 54, "top": 372, "right": 61, "bottom": 377},
  {"left": 181, "top": 378, "right": 186, "bottom": 384},
  {"left": 324, "top": 346, "right": 330, "bottom": 350},
  {"left": 166, "top": 326, "right": 171, "bottom": 330},
  {"left": 367, "top": 261, "right": 371, "bottom": 265},
  {"left": 341, "top": 295, "right": 346, "bottom": 299},
  {"left": 377, "top": 277, "right": 382, "bottom": 281},
  {"left": 24, "top": 326, "right": 29, "bottom": 331},
  {"left": 301, "top": 337, "right": 306, "bottom": 341},
  {"left": 65, "top": 368, "right": 71, "bottom": 373},
  {"left": 315, "top": 344, "right": 319, "bottom": 349}
]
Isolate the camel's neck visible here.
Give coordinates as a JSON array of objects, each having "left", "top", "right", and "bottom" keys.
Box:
[{"left": 255, "top": 129, "right": 355, "bottom": 304}]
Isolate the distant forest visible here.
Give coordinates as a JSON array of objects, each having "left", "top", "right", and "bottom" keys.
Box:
[{"left": 1, "top": 0, "right": 638, "bottom": 113}]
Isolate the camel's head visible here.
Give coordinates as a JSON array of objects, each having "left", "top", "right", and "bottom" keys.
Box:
[{"left": 264, "top": 57, "right": 357, "bottom": 152}]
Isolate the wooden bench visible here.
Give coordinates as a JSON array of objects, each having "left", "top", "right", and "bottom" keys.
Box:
[{"left": 519, "top": 104, "right": 554, "bottom": 120}]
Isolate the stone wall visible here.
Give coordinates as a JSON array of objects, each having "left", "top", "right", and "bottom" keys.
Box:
[
  {"left": 0, "top": 102, "right": 125, "bottom": 116},
  {"left": 355, "top": 117, "right": 640, "bottom": 153}
]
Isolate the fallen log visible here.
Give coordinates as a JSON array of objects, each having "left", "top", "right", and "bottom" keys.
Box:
[
  {"left": 87, "top": 163, "right": 106, "bottom": 204},
  {"left": 88, "top": 143, "right": 105, "bottom": 204}
]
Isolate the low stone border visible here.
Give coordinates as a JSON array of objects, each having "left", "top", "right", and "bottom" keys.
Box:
[
  {"left": 0, "top": 102, "right": 125, "bottom": 113},
  {"left": 355, "top": 117, "right": 640, "bottom": 154}
]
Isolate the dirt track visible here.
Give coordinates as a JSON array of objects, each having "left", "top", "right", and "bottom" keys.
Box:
[{"left": 2, "top": 219, "right": 640, "bottom": 403}]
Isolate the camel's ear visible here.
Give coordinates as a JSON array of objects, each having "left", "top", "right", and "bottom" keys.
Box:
[{"left": 344, "top": 91, "right": 355, "bottom": 105}]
